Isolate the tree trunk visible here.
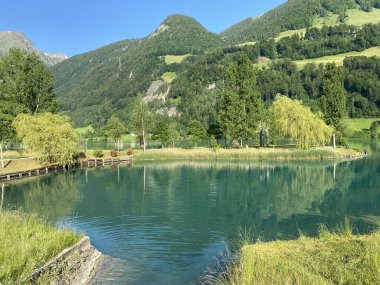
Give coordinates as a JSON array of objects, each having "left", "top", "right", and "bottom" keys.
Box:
[
  {"left": 142, "top": 127, "right": 146, "bottom": 152},
  {"left": 333, "top": 131, "right": 336, "bottom": 149},
  {"left": 0, "top": 183, "right": 4, "bottom": 211},
  {"left": 0, "top": 144, "right": 4, "bottom": 168}
]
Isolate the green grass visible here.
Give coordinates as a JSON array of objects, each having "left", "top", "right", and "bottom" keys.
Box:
[
  {"left": 0, "top": 211, "right": 80, "bottom": 284},
  {"left": 344, "top": 118, "right": 380, "bottom": 133},
  {"left": 294, "top": 46, "right": 380, "bottom": 67},
  {"left": 345, "top": 8, "right": 380, "bottom": 26},
  {"left": 161, "top": 72, "right": 177, "bottom": 83},
  {"left": 236, "top": 41, "right": 257, "bottom": 47},
  {"left": 163, "top": 54, "right": 191, "bottom": 64},
  {"left": 132, "top": 147, "right": 349, "bottom": 161},
  {"left": 0, "top": 158, "right": 43, "bottom": 175},
  {"left": 275, "top": 8, "right": 380, "bottom": 41},
  {"left": 215, "top": 227, "right": 380, "bottom": 285},
  {"left": 75, "top": 125, "right": 94, "bottom": 135}
]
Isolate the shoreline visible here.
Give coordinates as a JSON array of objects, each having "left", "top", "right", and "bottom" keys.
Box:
[{"left": 0, "top": 147, "right": 366, "bottom": 182}]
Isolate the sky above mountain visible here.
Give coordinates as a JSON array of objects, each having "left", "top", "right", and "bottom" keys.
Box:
[{"left": 1, "top": 0, "right": 286, "bottom": 56}]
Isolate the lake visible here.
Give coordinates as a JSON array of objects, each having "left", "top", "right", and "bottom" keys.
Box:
[{"left": 2, "top": 141, "right": 380, "bottom": 284}]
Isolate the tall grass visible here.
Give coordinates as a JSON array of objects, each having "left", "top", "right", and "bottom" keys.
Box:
[
  {"left": 133, "top": 148, "right": 344, "bottom": 161},
  {"left": 0, "top": 211, "right": 80, "bottom": 284},
  {"left": 209, "top": 223, "right": 380, "bottom": 285}
]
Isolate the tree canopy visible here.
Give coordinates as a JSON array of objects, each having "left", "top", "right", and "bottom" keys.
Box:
[
  {"left": 0, "top": 49, "right": 56, "bottom": 142},
  {"left": 218, "top": 54, "right": 265, "bottom": 141},
  {"left": 12, "top": 113, "right": 78, "bottom": 165},
  {"left": 270, "top": 95, "right": 332, "bottom": 149}
]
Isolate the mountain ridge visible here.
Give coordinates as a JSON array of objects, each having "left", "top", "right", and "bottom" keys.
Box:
[{"left": 0, "top": 31, "right": 68, "bottom": 66}]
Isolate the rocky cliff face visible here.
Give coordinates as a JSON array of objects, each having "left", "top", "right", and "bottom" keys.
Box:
[{"left": 0, "top": 31, "right": 68, "bottom": 66}]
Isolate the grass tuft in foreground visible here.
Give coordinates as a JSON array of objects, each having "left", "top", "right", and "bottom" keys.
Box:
[
  {"left": 0, "top": 211, "right": 80, "bottom": 284},
  {"left": 212, "top": 224, "right": 380, "bottom": 285}
]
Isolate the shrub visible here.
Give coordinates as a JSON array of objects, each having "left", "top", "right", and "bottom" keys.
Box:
[
  {"left": 110, "top": 150, "right": 118, "bottom": 157},
  {"left": 210, "top": 136, "right": 220, "bottom": 151},
  {"left": 94, "top": 149, "right": 104, "bottom": 158},
  {"left": 127, "top": 149, "right": 133, "bottom": 156},
  {"left": 79, "top": 152, "right": 86, "bottom": 159}
]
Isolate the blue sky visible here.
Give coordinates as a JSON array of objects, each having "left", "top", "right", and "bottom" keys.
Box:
[{"left": 1, "top": 0, "right": 286, "bottom": 56}]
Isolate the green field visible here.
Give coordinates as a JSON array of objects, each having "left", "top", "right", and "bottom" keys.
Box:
[
  {"left": 294, "top": 46, "right": 380, "bottom": 67},
  {"left": 275, "top": 8, "right": 380, "bottom": 41},
  {"left": 75, "top": 125, "right": 94, "bottom": 135},
  {"left": 163, "top": 54, "right": 190, "bottom": 64},
  {"left": 344, "top": 118, "right": 380, "bottom": 133},
  {"left": 162, "top": 72, "right": 177, "bottom": 83}
]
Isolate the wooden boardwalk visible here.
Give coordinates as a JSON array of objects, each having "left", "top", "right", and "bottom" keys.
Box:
[{"left": 0, "top": 157, "right": 130, "bottom": 182}]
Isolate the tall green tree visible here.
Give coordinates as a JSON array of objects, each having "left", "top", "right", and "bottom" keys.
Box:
[
  {"left": 218, "top": 54, "right": 265, "bottom": 146},
  {"left": 319, "top": 63, "right": 347, "bottom": 148},
  {"left": 12, "top": 113, "right": 79, "bottom": 165},
  {"left": 270, "top": 95, "right": 332, "bottom": 149},
  {"left": 187, "top": 120, "right": 206, "bottom": 146},
  {"left": 104, "top": 116, "right": 126, "bottom": 151},
  {"left": 0, "top": 49, "right": 56, "bottom": 143},
  {"left": 131, "top": 95, "right": 153, "bottom": 151}
]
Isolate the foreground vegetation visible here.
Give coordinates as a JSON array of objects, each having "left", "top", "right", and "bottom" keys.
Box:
[
  {"left": 0, "top": 211, "right": 80, "bottom": 284},
  {"left": 215, "top": 228, "right": 380, "bottom": 285}
]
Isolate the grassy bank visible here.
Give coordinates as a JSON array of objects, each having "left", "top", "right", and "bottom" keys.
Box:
[
  {"left": 0, "top": 158, "right": 43, "bottom": 175},
  {"left": 216, "top": 228, "right": 380, "bottom": 285},
  {"left": 0, "top": 211, "right": 80, "bottom": 284},
  {"left": 132, "top": 147, "right": 355, "bottom": 161}
]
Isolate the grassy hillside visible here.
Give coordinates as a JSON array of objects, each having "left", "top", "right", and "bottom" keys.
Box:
[
  {"left": 222, "top": 0, "right": 379, "bottom": 45},
  {"left": 276, "top": 8, "right": 380, "bottom": 41},
  {"left": 163, "top": 54, "right": 191, "bottom": 64},
  {"left": 294, "top": 46, "right": 380, "bottom": 66},
  {"left": 52, "top": 14, "right": 224, "bottom": 127}
]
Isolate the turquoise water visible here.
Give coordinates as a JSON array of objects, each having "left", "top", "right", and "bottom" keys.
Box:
[{"left": 2, "top": 142, "right": 380, "bottom": 284}]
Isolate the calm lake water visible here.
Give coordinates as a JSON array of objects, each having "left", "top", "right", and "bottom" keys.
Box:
[{"left": 2, "top": 141, "right": 380, "bottom": 284}]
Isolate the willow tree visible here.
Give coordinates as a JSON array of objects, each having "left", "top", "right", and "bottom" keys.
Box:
[
  {"left": 270, "top": 95, "right": 332, "bottom": 149},
  {"left": 13, "top": 113, "right": 79, "bottom": 165}
]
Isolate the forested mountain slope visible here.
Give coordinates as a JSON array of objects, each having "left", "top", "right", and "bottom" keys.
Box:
[
  {"left": 52, "top": 2, "right": 380, "bottom": 129},
  {"left": 52, "top": 15, "right": 224, "bottom": 127},
  {"left": 221, "top": 0, "right": 380, "bottom": 44}
]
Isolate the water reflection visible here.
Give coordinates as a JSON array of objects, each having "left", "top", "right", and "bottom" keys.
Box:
[{"left": 2, "top": 156, "right": 380, "bottom": 284}]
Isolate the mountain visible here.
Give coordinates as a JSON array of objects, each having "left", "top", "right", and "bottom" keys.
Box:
[
  {"left": 52, "top": 14, "right": 224, "bottom": 127},
  {"left": 0, "top": 31, "right": 68, "bottom": 66},
  {"left": 221, "top": 0, "right": 379, "bottom": 44}
]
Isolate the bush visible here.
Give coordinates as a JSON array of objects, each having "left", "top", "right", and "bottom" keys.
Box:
[
  {"left": 79, "top": 152, "right": 86, "bottom": 158},
  {"left": 127, "top": 149, "right": 133, "bottom": 156},
  {"left": 94, "top": 149, "right": 104, "bottom": 158},
  {"left": 110, "top": 150, "right": 118, "bottom": 157},
  {"left": 210, "top": 136, "right": 220, "bottom": 151}
]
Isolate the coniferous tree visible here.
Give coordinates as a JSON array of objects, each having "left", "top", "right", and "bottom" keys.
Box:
[
  {"left": 218, "top": 54, "right": 264, "bottom": 145},
  {"left": 319, "top": 63, "right": 347, "bottom": 147}
]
